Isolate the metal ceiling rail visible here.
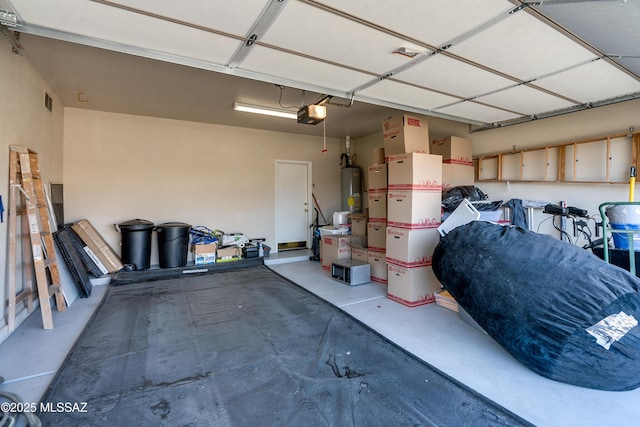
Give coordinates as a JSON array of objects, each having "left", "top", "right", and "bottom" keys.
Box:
[
  {"left": 469, "top": 91, "right": 640, "bottom": 132},
  {"left": 226, "top": 0, "right": 289, "bottom": 68}
]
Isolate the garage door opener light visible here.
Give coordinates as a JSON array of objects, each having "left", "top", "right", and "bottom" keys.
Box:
[{"left": 233, "top": 102, "right": 297, "bottom": 120}]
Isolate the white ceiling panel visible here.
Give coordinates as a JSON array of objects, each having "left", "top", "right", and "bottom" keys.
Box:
[
  {"left": 259, "top": 1, "right": 429, "bottom": 74},
  {"left": 357, "top": 79, "right": 460, "bottom": 111},
  {"left": 474, "top": 85, "right": 576, "bottom": 116},
  {"left": 394, "top": 54, "right": 515, "bottom": 99},
  {"left": 449, "top": 9, "right": 597, "bottom": 81},
  {"left": 238, "top": 46, "right": 373, "bottom": 93},
  {"left": 15, "top": 0, "right": 240, "bottom": 64},
  {"left": 113, "top": 0, "right": 269, "bottom": 37},
  {"left": 435, "top": 101, "right": 521, "bottom": 124},
  {"left": 316, "top": 0, "right": 514, "bottom": 47},
  {"left": 535, "top": 60, "right": 640, "bottom": 105},
  {"left": 534, "top": 1, "right": 640, "bottom": 57},
  {"left": 7, "top": 0, "right": 640, "bottom": 131}
]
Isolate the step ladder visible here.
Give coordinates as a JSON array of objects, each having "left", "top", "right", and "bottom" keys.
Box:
[{"left": 7, "top": 146, "right": 66, "bottom": 331}]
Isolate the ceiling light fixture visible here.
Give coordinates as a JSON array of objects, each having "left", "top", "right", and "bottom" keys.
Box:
[{"left": 233, "top": 102, "right": 297, "bottom": 119}]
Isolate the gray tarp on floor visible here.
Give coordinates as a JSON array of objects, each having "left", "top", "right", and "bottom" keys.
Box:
[{"left": 39, "top": 265, "right": 532, "bottom": 426}]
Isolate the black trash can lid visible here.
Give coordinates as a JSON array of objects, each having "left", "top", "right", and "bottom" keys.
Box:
[
  {"left": 157, "top": 222, "right": 191, "bottom": 229},
  {"left": 118, "top": 219, "right": 154, "bottom": 231}
]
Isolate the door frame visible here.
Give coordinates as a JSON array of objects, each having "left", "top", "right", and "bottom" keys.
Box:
[{"left": 275, "top": 160, "right": 313, "bottom": 253}]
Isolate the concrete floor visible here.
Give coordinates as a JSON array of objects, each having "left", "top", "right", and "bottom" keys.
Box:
[{"left": 2, "top": 250, "right": 640, "bottom": 426}]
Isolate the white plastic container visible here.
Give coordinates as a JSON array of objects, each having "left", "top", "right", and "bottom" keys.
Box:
[
  {"left": 320, "top": 226, "right": 350, "bottom": 237},
  {"left": 333, "top": 211, "right": 350, "bottom": 227}
]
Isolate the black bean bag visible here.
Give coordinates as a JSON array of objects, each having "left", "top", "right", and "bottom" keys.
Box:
[{"left": 432, "top": 221, "right": 640, "bottom": 391}]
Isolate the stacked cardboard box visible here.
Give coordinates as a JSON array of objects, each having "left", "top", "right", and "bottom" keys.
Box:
[
  {"left": 367, "top": 162, "right": 388, "bottom": 284},
  {"left": 321, "top": 235, "right": 351, "bottom": 272},
  {"left": 349, "top": 213, "right": 369, "bottom": 282},
  {"left": 351, "top": 245, "right": 368, "bottom": 263},
  {"left": 349, "top": 213, "right": 368, "bottom": 248},
  {"left": 382, "top": 114, "right": 430, "bottom": 160},
  {"left": 432, "top": 136, "right": 475, "bottom": 191},
  {"left": 384, "top": 116, "right": 443, "bottom": 307}
]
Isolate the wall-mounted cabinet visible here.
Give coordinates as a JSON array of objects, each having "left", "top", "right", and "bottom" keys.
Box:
[{"left": 476, "top": 132, "right": 640, "bottom": 184}]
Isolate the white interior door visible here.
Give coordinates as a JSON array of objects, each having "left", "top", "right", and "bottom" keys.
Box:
[{"left": 276, "top": 160, "right": 311, "bottom": 251}]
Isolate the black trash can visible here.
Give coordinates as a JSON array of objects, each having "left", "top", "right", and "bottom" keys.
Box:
[
  {"left": 116, "top": 219, "right": 154, "bottom": 271},
  {"left": 156, "top": 222, "right": 191, "bottom": 268}
]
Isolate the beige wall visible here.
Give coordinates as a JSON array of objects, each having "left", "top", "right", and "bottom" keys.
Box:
[
  {"left": 63, "top": 108, "right": 344, "bottom": 264},
  {"left": 0, "top": 36, "right": 64, "bottom": 338}
]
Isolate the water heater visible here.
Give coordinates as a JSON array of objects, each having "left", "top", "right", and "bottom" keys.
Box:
[{"left": 341, "top": 166, "right": 362, "bottom": 214}]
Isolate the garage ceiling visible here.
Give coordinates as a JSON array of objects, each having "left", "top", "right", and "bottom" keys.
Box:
[{"left": 2, "top": 0, "right": 640, "bottom": 137}]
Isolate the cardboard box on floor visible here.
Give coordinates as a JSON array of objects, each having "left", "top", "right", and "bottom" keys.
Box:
[
  {"left": 431, "top": 136, "right": 473, "bottom": 166},
  {"left": 387, "top": 264, "right": 442, "bottom": 307},
  {"left": 388, "top": 153, "right": 442, "bottom": 191},
  {"left": 321, "top": 235, "right": 351, "bottom": 271},
  {"left": 382, "top": 114, "right": 430, "bottom": 158},
  {"left": 217, "top": 246, "right": 241, "bottom": 262},
  {"left": 193, "top": 242, "right": 217, "bottom": 265},
  {"left": 71, "top": 219, "right": 123, "bottom": 273}
]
